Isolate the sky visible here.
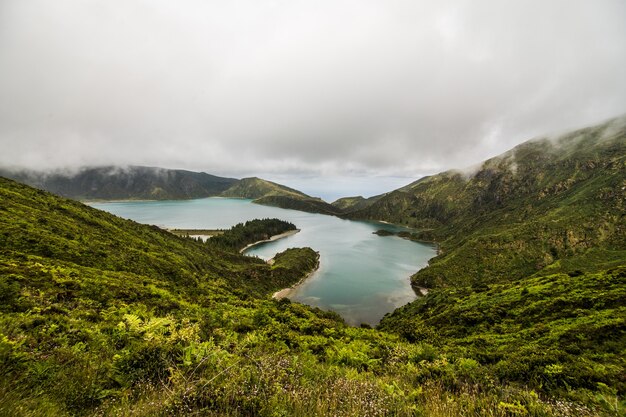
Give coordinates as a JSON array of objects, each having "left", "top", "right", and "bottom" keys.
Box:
[{"left": 1, "top": 0, "right": 625, "bottom": 199}]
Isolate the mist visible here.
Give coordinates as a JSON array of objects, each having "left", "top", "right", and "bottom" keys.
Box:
[{"left": 1, "top": 0, "right": 625, "bottom": 195}]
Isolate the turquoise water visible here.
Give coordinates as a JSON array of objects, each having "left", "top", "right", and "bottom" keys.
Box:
[{"left": 91, "top": 198, "right": 436, "bottom": 325}]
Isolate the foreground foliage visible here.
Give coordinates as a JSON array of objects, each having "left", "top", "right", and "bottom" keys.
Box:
[
  {"left": 0, "top": 176, "right": 623, "bottom": 416},
  {"left": 381, "top": 268, "right": 626, "bottom": 406}
]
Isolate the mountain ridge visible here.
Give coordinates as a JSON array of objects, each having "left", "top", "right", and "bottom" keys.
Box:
[
  {"left": 4, "top": 176, "right": 610, "bottom": 415},
  {"left": 0, "top": 166, "right": 339, "bottom": 214},
  {"left": 1, "top": 114, "right": 625, "bottom": 414},
  {"left": 0, "top": 165, "right": 238, "bottom": 201},
  {"left": 345, "top": 115, "right": 626, "bottom": 287}
]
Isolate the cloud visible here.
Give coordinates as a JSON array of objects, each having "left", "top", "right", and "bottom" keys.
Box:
[{"left": 0, "top": 0, "right": 625, "bottom": 180}]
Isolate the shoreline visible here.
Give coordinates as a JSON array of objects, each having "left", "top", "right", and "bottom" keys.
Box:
[
  {"left": 82, "top": 196, "right": 253, "bottom": 204},
  {"left": 272, "top": 254, "right": 320, "bottom": 300},
  {"left": 240, "top": 229, "right": 301, "bottom": 253},
  {"left": 411, "top": 285, "right": 429, "bottom": 296},
  {"left": 83, "top": 198, "right": 159, "bottom": 204}
]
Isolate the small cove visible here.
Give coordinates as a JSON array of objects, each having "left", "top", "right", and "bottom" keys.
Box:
[{"left": 91, "top": 198, "right": 436, "bottom": 326}]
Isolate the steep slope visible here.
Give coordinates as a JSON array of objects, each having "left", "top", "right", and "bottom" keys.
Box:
[
  {"left": 222, "top": 177, "right": 342, "bottom": 215},
  {"left": 1, "top": 179, "right": 621, "bottom": 415},
  {"left": 254, "top": 194, "right": 342, "bottom": 215},
  {"left": 220, "top": 177, "right": 308, "bottom": 199},
  {"left": 0, "top": 177, "right": 311, "bottom": 296},
  {"left": 369, "top": 117, "right": 626, "bottom": 410},
  {"left": 0, "top": 165, "right": 238, "bottom": 200},
  {"left": 331, "top": 195, "right": 382, "bottom": 212},
  {"left": 379, "top": 267, "right": 626, "bottom": 397},
  {"left": 0, "top": 165, "right": 340, "bottom": 215},
  {"left": 350, "top": 116, "right": 626, "bottom": 287}
]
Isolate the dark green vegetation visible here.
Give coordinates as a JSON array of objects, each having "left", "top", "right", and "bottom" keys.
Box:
[
  {"left": 351, "top": 116, "right": 626, "bottom": 288},
  {"left": 380, "top": 267, "right": 626, "bottom": 409},
  {"left": 205, "top": 218, "right": 297, "bottom": 252},
  {"left": 220, "top": 177, "right": 309, "bottom": 200},
  {"left": 254, "top": 194, "right": 341, "bottom": 215},
  {"left": 0, "top": 166, "right": 238, "bottom": 200},
  {"left": 332, "top": 195, "right": 382, "bottom": 212},
  {"left": 2, "top": 177, "right": 616, "bottom": 416},
  {"left": 222, "top": 177, "right": 342, "bottom": 215},
  {"left": 364, "top": 117, "right": 625, "bottom": 414},
  {"left": 0, "top": 168, "right": 341, "bottom": 215},
  {"left": 374, "top": 229, "right": 438, "bottom": 244},
  {"left": 167, "top": 229, "right": 224, "bottom": 238},
  {"left": 374, "top": 229, "right": 395, "bottom": 237}
]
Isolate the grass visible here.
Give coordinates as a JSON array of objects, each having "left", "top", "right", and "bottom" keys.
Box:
[{"left": 1, "top": 160, "right": 624, "bottom": 416}]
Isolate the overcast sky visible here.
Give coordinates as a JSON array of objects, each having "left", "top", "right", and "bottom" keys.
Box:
[{"left": 1, "top": 0, "right": 625, "bottom": 198}]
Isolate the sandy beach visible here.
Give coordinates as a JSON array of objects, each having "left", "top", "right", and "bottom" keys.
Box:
[{"left": 272, "top": 255, "right": 320, "bottom": 300}]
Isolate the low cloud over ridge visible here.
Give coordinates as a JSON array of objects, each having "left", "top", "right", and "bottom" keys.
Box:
[{"left": 0, "top": 0, "right": 625, "bottom": 180}]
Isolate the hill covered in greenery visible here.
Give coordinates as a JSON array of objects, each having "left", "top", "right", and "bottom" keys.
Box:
[
  {"left": 332, "top": 195, "right": 382, "bottom": 212},
  {"left": 205, "top": 218, "right": 297, "bottom": 252},
  {"left": 3, "top": 176, "right": 619, "bottom": 416},
  {"left": 0, "top": 167, "right": 342, "bottom": 215},
  {"left": 253, "top": 194, "right": 342, "bottom": 215},
  {"left": 220, "top": 177, "right": 308, "bottom": 200},
  {"left": 347, "top": 116, "right": 626, "bottom": 288},
  {"left": 221, "top": 177, "right": 342, "bottom": 215},
  {"left": 379, "top": 266, "right": 626, "bottom": 409},
  {"left": 365, "top": 117, "right": 626, "bottom": 414},
  {"left": 0, "top": 166, "right": 238, "bottom": 201}
]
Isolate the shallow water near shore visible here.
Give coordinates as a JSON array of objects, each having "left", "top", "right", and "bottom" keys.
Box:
[{"left": 91, "top": 198, "right": 436, "bottom": 326}]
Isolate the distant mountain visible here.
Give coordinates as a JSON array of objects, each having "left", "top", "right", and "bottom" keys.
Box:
[
  {"left": 347, "top": 115, "right": 626, "bottom": 287},
  {"left": 220, "top": 177, "right": 309, "bottom": 199},
  {"left": 0, "top": 166, "right": 341, "bottom": 215},
  {"left": 0, "top": 166, "right": 238, "bottom": 200},
  {"left": 331, "top": 195, "right": 382, "bottom": 212},
  {"left": 254, "top": 195, "right": 341, "bottom": 216},
  {"left": 372, "top": 118, "right": 626, "bottom": 400},
  {"left": 6, "top": 167, "right": 615, "bottom": 416},
  {"left": 220, "top": 177, "right": 343, "bottom": 215}
]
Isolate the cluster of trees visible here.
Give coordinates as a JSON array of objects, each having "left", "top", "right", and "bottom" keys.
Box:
[{"left": 205, "top": 218, "right": 296, "bottom": 252}]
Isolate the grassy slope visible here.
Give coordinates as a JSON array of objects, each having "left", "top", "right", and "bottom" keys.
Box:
[
  {"left": 253, "top": 194, "right": 342, "bottom": 215},
  {"left": 362, "top": 117, "right": 626, "bottom": 413},
  {"left": 221, "top": 177, "right": 343, "bottom": 215},
  {"left": 220, "top": 177, "right": 309, "bottom": 199},
  {"left": 1, "top": 165, "right": 340, "bottom": 215},
  {"left": 1, "top": 177, "right": 615, "bottom": 416},
  {"left": 349, "top": 116, "right": 626, "bottom": 288},
  {"left": 332, "top": 195, "right": 383, "bottom": 212},
  {"left": 379, "top": 267, "right": 626, "bottom": 404},
  {"left": 206, "top": 218, "right": 297, "bottom": 251},
  {"left": 372, "top": 139, "right": 626, "bottom": 399},
  {"left": 0, "top": 166, "right": 238, "bottom": 201}
]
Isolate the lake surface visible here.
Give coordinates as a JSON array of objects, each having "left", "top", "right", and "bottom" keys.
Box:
[{"left": 91, "top": 198, "right": 436, "bottom": 325}]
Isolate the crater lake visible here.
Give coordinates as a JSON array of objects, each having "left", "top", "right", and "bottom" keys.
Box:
[{"left": 91, "top": 198, "right": 436, "bottom": 326}]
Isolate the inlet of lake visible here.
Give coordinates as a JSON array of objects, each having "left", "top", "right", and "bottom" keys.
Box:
[{"left": 91, "top": 198, "right": 436, "bottom": 326}]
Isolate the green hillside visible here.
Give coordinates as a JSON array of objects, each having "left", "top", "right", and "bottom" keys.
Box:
[
  {"left": 368, "top": 117, "right": 626, "bottom": 414},
  {"left": 380, "top": 267, "right": 626, "bottom": 406},
  {"left": 0, "top": 166, "right": 238, "bottom": 201},
  {"left": 220, "top": 177, "right": 309, "bottom": 199},
  {"left": 332, "top": 195, "right": 382, "bottom": 212},
  {"left": 221, "top": 177, "right": 342, "bottom": 215},
  {"left": 2, "top": 177, "right": 619, "bottom": 416},
  {"left": 0, "top": 166, "right": 343, "bottom": 216},
  {"left": 254, "top": 194, "right": 342, "bottom": 215},
  {"left": 206, "top": 218, "right": 297, "bottom": 251},
  {"left": 348, "top": 116, "right": 626, "bottom": 288}
]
